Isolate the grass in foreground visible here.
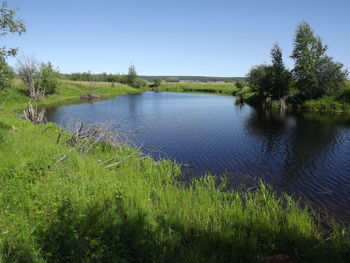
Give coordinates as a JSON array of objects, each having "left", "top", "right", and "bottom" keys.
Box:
[{"left": 0, "top": 81, "right": 349, "bottom": 262}]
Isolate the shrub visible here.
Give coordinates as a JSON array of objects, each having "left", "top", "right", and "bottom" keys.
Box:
[
  {"left": 235, "top": 80, "right": 245, "bottom": 90},
  {"left": 0, "top": 54, "right": 14, "bottom": 91},
  {"left": 152, "top": 77, "right": 162, "bottom": 87},
  {"left": 37, "top": 62, "right": 60, "bottom": 94},
  {"left": 131, "top": 78, "right": 147, "bottom": 89}
]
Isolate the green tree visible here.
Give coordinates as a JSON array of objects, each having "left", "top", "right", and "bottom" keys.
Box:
[
  {"left": 37, "top": 62, "right": 60, "bottom": 94},
  {"left": 270, "top": 43, "right": 292, "bottom": 99},
  {"left": 0, "top": 0, "right": 26, "bottom": 57},
  {"left": 291, "top": 22, "right": 347, "bottom": 99},
  {"left": 132, "top": 78, "right": 147, "bottom": 89},
  {"left": 0, "top": 54, "right": 14, "bottom": 90},
  {"left": 152, "top": 77, "right": 162, "bottom": 88},
  {"left": 235, "top": 80, "right": 245, "bottom": 90},
  {"left": 18, "top": 57, "right": 60, "bottom": 99},
  {"left": 246, "top": 64, "right": 273, "bottom": 99},
  {"left": 0, "top": 1, "right": 25, "bottom": 90},
  {"left": 126, "top": 65, "right": 137, "bottom": 87}
]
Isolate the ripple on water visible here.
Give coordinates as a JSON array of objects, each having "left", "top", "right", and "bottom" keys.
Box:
[{"left": 45, "top": 92, "right": 350, "bottom": 223}]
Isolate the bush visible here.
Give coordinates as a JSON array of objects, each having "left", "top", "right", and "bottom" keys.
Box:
[
  {"left": 235, "top": 80, "right": 245, "bottom": 90},
  {"left": 37, "top": 62, "right": 60, "bottom": 94},
  {"left": 152, "top": 77, "right": 162, "bottom": 87},
  {"left": 131, "top": 78, "right": 147, "bottom": 89},
  {"left": 0, "top": 55, "right": 14, "bottom": 91}
]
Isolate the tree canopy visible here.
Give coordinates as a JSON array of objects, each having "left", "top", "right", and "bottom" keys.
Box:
[
  {"left": 0, "top": 0, "right": 26, "bottom": 57},
  {"left": 291, "top": 22, "right": 347, "bottom": 99},
  {"left": 246, "top": 22, "right": 347, "bottom": 106}
]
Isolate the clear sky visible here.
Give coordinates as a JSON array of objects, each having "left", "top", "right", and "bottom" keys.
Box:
[{"left": 4, "top": 0, "right": 350, "bottom": 76}]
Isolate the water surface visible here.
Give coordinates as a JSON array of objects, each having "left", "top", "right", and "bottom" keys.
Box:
[{"left": 46, "top": 92, "right": 350, "bottom": 222}]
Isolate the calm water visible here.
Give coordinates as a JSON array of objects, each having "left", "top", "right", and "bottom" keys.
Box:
[{"left": 46, "top": 92, "right": 350, "bottom": 222}]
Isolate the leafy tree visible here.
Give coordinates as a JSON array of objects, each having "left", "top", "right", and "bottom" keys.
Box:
[
  {"left": 270, "top": 43, "right": 292, "bottom": 99},
  {"left": 17, "top": 57, "right": 60, "bottom": 99},
  {"left": 0, "top": 0, "right": 26, "bottom": 57},
  {"left": 291, "top": 22, "right": 347, "bottom": 99},
  {"left": 125, "top": 65, "right": 147, "bottom": 89},
  {"left": 246, "top": 64, "right": 273, "bottom": 99},
  {"left": 37, "top": 62, "right": 60, "bottom": 94},
  {"left": 126, "top": 65, "right": 137, "bottom": 87},
  {"left": 235, "top": 80, "right": 245, "bottom": 90},
  {"left": 0, "top": 1, "right": 25, "bottom": 90},
  {"left": 132, "top": 78, "right": 147, "bottom": 89},
  {"left": 152, "top": 77, "right": 162, "bottom": 87},
  {"left": 0, "top": 54, "right": 14, "bottom": 90}
]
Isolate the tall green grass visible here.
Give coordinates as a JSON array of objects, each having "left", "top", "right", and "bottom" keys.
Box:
[
  {"left": 0, "top": 81, "right": 349, "bottom": 262},
  {"left": 303, "top": 85, "right": 350, "bottom": 113}
]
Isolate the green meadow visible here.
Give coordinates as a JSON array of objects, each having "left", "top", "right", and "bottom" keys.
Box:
[{"left": 0, "top": 81, "right": 349, "bottom": 262}]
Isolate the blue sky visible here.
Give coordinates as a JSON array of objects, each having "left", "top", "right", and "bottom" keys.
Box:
[{"left": 4, "top": 0, "right": 350, "bottom": 76}]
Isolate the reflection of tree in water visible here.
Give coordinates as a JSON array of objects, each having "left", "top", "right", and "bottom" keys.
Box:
[
  {"left": 244, "top": 109, "right": 339, "bottom": 184},
  {"left": 244, "top": 109, "right": 288, "bottom": 156},
  {"left": 280, "top": 115, "right": 339, "bottom": 184}
]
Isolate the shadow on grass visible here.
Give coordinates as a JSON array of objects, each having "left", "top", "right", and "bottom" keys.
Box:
[{"left": 3, "top": 194, "right": 349, "bottom": 262}]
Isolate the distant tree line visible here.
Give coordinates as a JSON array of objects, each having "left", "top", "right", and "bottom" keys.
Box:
[
  {"left": 246, "top": 22, "right": 348, "bottom": 109},
  {"left": 61, "top": 65, "right": 148, "bottom": 89}
]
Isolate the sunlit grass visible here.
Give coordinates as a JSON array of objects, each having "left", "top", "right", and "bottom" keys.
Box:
[{"left": 0, "top": 81, "right": 349, "bottom": 262}]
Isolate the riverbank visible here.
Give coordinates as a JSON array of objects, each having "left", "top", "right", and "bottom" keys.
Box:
[
  {"left": 157, "top": 82, "right": 350, "bottom": 114},
  {"left": 0, "top": 80, "right": 349, "bottom": 262}
]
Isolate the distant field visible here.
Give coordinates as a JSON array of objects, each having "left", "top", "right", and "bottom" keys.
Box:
[
  {"left": 157, "top": 82, "right": 239, "bottom": 95},
  {"left": 141, "top": 75, "right": 245, "bottom": 82}
]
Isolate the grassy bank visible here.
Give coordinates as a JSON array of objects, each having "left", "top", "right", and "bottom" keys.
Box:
[
  {"left": 156, "top": 82, "right": 264, "bottom": 105},
  {"left": 303, "top": 83, "right": 350, "bottom": 113},
  {"left": 158, "top": 82, "right": 350, "bottom": 114},
  {"left": 0, "top": 81, "right": 349, "bottom": 262},
  {"left": 157, "top": 82, "right": 239, "bottom": 95}
]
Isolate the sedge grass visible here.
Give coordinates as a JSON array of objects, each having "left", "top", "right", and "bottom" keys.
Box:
[{"left": 0, "top": 81, "right": 349, "bottom": 262}]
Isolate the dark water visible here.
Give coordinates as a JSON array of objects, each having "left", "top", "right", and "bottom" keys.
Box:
[{"left": 46, "top": 92, "right": 350, "bottom": 222}]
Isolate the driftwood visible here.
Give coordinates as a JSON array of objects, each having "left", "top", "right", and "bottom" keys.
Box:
[
  {"left": 66, "top": 122, "right": 122, "bottom": 153},
  {"left": 23, "top": 103, "right": 46, "bottom": 124},
  {"left": 80, "top": 93, "right": 101, "bottom": 100}
]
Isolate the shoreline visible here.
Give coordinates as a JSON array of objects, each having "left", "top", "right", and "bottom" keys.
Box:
[{"left": 0, "top": 80, "right": 349, "bottom": 262}]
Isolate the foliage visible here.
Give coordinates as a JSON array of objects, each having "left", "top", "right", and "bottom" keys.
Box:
[
  {"left": 152, "top": 77, "right": 162, "bottom": 87},
  {"left": 291, "top": 22, "right": 348, "bottom": 99},
  {"left": 0, "top": 0, "right": 26, "bottom": 57},
  {"left": 17, "top": 57, "right": 61, "bottom": 99},
  {"left": 0, "top": 82, "right": 349, "bottom": 262},
  {"left": 270, "top": 43, "right": 292, "bottom": 99},
  {"left": 246, "top": 22, "right": 348, "bottom": 111},
  {"left": 126, "top": 65, "right": 137, "bottom": 86},
  {"left": 235, "top": 80, "right": 245, "bottom": 90},
  {"left": 246, "top": 44, "right": 292, "bottom": 102},
  {"left": 0, "top": 54, "right": 14, "bottom": 90},
  {"left": 131, "top": 77, "right": 147, "bottom": 89},
  {"left": 125, "top": 65, "right": 147, "bottom": 89},
  {"left": 37, "top": 62, "right": 60, "bottom": 94},
  {"left": 246, "top": 64, "right": 273, "bottom": 98}
]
